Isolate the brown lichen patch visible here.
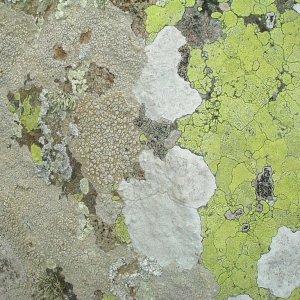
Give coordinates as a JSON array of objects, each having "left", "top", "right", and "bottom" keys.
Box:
[
  {"left": 85, "top": 63, "right": 115, "bottom": 95},
  {"left": 110, "top": 0, "right": 156, "bottom": 37},
  {"left": 72, "top": 92, "right": 142, "bottom": 190},
  {"left": 176, "top": 5, "right": 224, "bottom": 48},
  {"left": 89, "top": 214, "right": 117, "bottom": 252},
  {"left": 177, "top": 45, "right": 190, "bottom": 82},
  {"left": 53, "top": 46, "right": 67, "bottom": 61},
  {"left": 79, "top": 30, "right": 92, "bottom": 44}
]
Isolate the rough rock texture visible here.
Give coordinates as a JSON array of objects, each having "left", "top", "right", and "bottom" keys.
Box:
[
  {"left": 119, "top": 146, "right": 216, "bottom": 269},
  {"left": 137, "top": 264, "right": 219, "bottom": 300},
  {"left": 133, "top": 26, "right": 203, "bottom": 121},
  {"left": 257, "top": 226, "right": 300, "bottom": 298}
]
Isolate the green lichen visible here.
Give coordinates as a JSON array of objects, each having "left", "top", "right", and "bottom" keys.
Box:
[
  {"left": 103, "top": 295, "right": 118, "bottom": 300},
  {"left": 139, "top": 133, "right": 148, "bottom": 142},
  {"left": 177, "top": 2, "right": 300, "bottom": 299},
  {"left": 73, "top": 193, "right": 84, "bottom": 202},
  {"left": 145, "top": 0, "right": 195, "bottom": 41},
  {"left": 20, "top": 96, "right": 41, "bottom": 132},
  {"left": 115, "top": 214, "right": 131, "bottom": 244},
  {"left": 31, "top": 144, "right": 43, "bottom": 164}
]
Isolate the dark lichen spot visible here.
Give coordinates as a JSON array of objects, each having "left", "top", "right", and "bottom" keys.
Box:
[
  {"left": 244, "top": 15, "right": 269, "bottom": 32},
  {"left": 54, "top": 46, "right": 67, "bottom": 60},
  {"left": 253, "top": 166, "right": 275, "bottom": 202},
  {"left": 256, "top": 202, "right": 263, "bottom": 212},
  {"left": 176, "top": 4, "right": 224, "bottom": 48},
  {"left": 241, "top": 223, "right": 250, "bottom": 233},
  {"left": 177, "top": 45, "right": 190, "bottom": 82},
  {"left": 85, "top": 63, "right": 115, "bottom": 95}
]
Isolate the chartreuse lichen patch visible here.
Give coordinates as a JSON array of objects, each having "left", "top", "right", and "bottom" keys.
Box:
[
  {"left": 30, "top": 144, "right": 43, "bottom": 164},
  {"left": 7, "top": 87, "right": 42, "bottom": 134},
  {"left": 115, "top": 214, "right": 131, "bottom": 245},
  {"left": 177, "top": 1, "right": 300, "bottom": 299},
  {"left": 145, "top": 0, "right": 195, "bottom": 41}
]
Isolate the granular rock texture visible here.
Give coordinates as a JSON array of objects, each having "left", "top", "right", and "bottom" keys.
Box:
[{"left": 72, "top": 91, "right": 142, "bottom": 189}]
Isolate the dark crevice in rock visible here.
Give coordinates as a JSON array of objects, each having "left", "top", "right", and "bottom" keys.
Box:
[
  {"left": 134, "top": 104, "right": 176, "bottom": 159},
  {"left": 177, "top": 45, "right": 191, "bottom": 82},
  {"left": 176, "top": 4, "right": 224, "bottom": 49}
]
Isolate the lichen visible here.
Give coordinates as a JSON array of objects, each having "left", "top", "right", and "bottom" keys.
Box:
[
  {"left": 115, "top": 214, "right": 131, "bottom": 244},
  {"left": 176, "top": 1, "right": 300, "bottom": 298},
  {"left": 31, "top": 143, "right": 43, "bottom": 164},
  {"left": 145, "top": 0, "right": 196, "bottom": 41}
]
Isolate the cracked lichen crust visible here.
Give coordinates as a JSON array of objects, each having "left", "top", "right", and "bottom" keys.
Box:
[
  {"left": 134, "top": 26, "right": 202, "bottom": 122},
  {"left": 119, "top": 146, "right": 216, "bottom": 269},
  {"left": 0, "top": 2, "right": 147, "bottom": 299},
  {"left": 71, "top": 91, "right": 141, "bottom": 189},
  {"left": 177, "top": 1, "right": 300, "bottom": 299},
  {"left": 137, "top": 264, "right": 219, "bottom": 300},
  {"left": 257, "top": 226, "right": 300, "bottom": 298}
]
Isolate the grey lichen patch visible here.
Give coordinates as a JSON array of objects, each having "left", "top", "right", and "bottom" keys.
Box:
[
  {"left": 224, "top": 207, "right": 244, "bottom": 220},
  {"left": 109, "top": 257, "right": 162, "bottom": 299},
  {"left": 71, "top": 91, "right": 142, "bottom": 190},
  {"left": 0, "top": 238, "right": 27, "bottom": 299},
  {"left": 176, "top": 3, "right": 224, "bottom": 48},
  {"left": 136, "top": 264, "right": 219, "bottom": 300},
  {"left": 1, "top": 0, "right": 59, "bottom": 19}
]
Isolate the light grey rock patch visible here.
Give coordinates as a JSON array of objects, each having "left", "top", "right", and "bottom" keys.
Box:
[
  {"left": 133, "top": 26, "right": 202, "bottom": 122},
  {"left": 228, "top": 295, "right": 253, "bottom": 300},
  {"left": 257, "top": 226, "right": 300, "bottom": 298},
  {"left": 137, "top": 263, "right": 219, "bottom": 300},
  {"left": 119, "top": 146, "right": 216, "bottom": 269}
]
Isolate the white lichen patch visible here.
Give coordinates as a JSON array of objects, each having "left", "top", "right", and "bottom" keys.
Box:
[
  {"left": 293, "top": 3, "right": 300, "bottom": 14},
  {"left": 133, "top": 26, "right": 202, "bottom": 122},
  {"left": 119, "top": 146, "right": 216, "bottom": 269},
  {"left": 257, "top": 226, "right": 300, "bottom": 298}
]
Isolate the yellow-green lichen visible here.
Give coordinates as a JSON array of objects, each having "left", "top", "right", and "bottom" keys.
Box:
[
  {"left": 103, "top": 295, "right": 118, "bottom": 300},
  {"left": 31, "top": 144, "right": 43, "bottom": 164},
  {"left": 115, "top": 214, "right": 131, "bottom": 244},
  {"left": 20, "top": 96, "right": 41, "bottom": 132},
  {"left": 145, "top": 0, "right": 195, "bottom": 41},
  {"left": 177, "top": 4, "right": 300, "bottom": 300}
]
